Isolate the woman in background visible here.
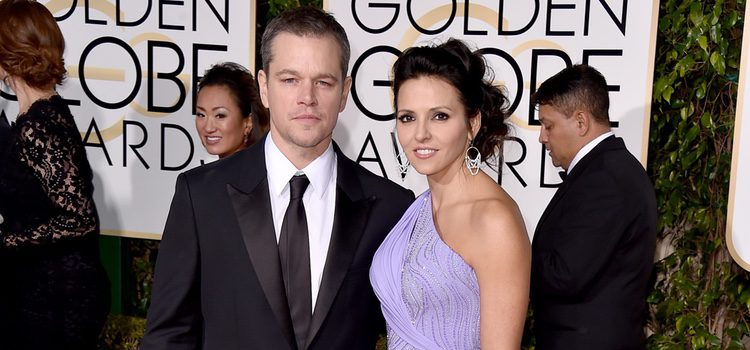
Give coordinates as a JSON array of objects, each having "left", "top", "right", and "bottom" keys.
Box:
[
  {"left": 195, "top": 62, "right": 269, "bottom": 158},
  {"left": 0, "top": 1, "right": 110, "bottom": 349},
  {"left": 370, "top": 39, "right": 531, "bottom": 349}
]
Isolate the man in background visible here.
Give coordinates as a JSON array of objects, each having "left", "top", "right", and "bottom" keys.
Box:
[{"left": 530, "top": 64, "right": 656, "bottom": 349}]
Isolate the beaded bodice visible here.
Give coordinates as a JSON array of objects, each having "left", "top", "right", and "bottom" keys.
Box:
[{"left": 387, "top": 194, "right": 480, "bottom": 349}]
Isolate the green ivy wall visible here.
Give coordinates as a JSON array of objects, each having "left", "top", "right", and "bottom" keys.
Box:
[{"left": 648, "top": 0, "right": 750, "bottom": 348}]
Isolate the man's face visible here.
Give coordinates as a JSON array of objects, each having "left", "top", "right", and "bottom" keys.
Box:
[
  {"left": 538, "top": 104, "right": 582, "bottom": 170},
  {"left": 258, "top": 33, "right": 352, "bottom": 158}
]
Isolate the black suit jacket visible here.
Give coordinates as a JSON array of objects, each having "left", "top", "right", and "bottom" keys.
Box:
[
  {"left": 141, "top": 139, "right": 414, "bottom": 350},
  {"left": 530, "top": 136, "right": 656, "bottom": 350}
]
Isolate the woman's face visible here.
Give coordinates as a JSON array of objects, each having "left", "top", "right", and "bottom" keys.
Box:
[
  {"left": 195, "top": 85, "right": 252, "bottom": 158},
  {"left": 395, "top": 76, "right": 478, "bottom": 180}
]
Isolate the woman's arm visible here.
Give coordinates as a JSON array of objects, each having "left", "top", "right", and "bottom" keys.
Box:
[
  {"left": 2, "top": 118, "right": 97, "bottom": 247},
  {"left": 470, "top": 199, "right": 531, "bottom": 349}
]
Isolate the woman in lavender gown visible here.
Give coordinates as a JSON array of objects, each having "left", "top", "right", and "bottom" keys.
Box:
[{"left": 370, "top": 39, "right": 531, "bottom": 349}]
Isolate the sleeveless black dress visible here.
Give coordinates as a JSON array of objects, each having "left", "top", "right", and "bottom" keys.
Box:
[{"left": 0, "top": 95, "right": 110, "bottom": 350}]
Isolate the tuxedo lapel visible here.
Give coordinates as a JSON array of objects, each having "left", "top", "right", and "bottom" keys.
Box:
[
  {"left": 306, "top": 148, "right": 375, "bottom": 346},
  {"left": 536, "top": 176, "right": 572, "bottom": 235},
  {"left": 535, "top": 136, "right": 623, "bottom": 235},
  {"left": 226, "top": 143, "right": 297, "bottom": 350}
]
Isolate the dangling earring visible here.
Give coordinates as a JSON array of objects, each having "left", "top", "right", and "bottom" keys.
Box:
[
  {"left": 390, "top": 130, "right": 409, "bottom": 178},
  {"left": 465, "top": 140, "right": 481, "bottom": 176},
  {"left": 242, "top": 132, "right": 249, "bottom": 145},
  {"left": 396, "top": 151, "right": 410, "bottom": 178}
]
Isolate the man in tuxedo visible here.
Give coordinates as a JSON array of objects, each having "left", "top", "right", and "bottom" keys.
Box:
[
  {"left": 529, "top": 64, "right": 656, "bottom": 349},
  {"left": 141, "top": 7, "right": 414, "bottom": 350}
]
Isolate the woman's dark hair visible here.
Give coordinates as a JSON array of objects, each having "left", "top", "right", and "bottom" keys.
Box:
[
  {"left": 198, "top": 62, "right": 269, "bottom": 145},
  {"left": 0, "top": 0, "right": 66, "bottom": 90},
  {"left": 392, "top": 38, "right": 510, "bottom": 163}
]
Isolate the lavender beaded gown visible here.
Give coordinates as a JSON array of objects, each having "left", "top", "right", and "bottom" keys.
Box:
[{"left": 370, "top": 191, "right": 480, "bottom": 349}]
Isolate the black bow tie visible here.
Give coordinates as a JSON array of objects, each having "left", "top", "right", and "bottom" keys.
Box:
[{"left": 558, "top": 171, "right": 567, "bottom": 181}]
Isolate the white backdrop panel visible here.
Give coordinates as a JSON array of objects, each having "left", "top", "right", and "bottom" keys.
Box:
[{"left": 325, "top": 0, "right": 659, "bottom": 237}]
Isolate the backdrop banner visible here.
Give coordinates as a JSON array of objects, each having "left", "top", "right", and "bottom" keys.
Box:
[
  {"left": 727, "top": 2, "right": 750, "bottom": 271},
  {"left": 0, "top": 1, "right": 659, "bottom": 240},
  {"left": 326, "top": 0, "right": 659, "bottom": 236},
  {"left": 0, "top": 1, "right": 255, "bottom": 239}
]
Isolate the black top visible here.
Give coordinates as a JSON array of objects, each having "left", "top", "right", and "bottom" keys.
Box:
[
  {"left": 0, "top": 95, "right": 110, "bottom": 349},
  {"left": 0, "top": 95, "right": 99, "bottom": 250}
]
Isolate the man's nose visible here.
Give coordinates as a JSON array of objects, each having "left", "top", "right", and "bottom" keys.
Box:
[
  {"left": 298, "top": 80, "right": 317, "bottom": 106},
  {"left": 538, "top": 127, "right": 547, "bottom": 144}
]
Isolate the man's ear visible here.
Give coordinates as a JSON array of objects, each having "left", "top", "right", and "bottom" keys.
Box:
[
  {"left": 574, "top": 110, "right": 590, "bottom": 136},
  {"left": 339, "top": 76, "right": 353, "bottom": 113},
  {"left": 258, "top": 70, "right": 270, "bottom": 108}
]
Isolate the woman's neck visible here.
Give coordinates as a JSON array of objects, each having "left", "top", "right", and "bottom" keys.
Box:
[
  {"left": 11, "top": 79, "right": 56, "bottom": 115},
  {"left": 427, "top": 164, "right": 476, "bottom": 210}
]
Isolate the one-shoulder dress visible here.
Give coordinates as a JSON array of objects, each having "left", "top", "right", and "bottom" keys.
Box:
[{"left": 370, "top": 191, "right": 480, "bottom": 349}]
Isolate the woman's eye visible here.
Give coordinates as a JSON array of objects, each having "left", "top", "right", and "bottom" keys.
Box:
[
  {"left": 433, "top": 112, "right": 449, "bottom": 120},
  {"left": 397, "top": 114, "right": 415, "bottom": 123}
]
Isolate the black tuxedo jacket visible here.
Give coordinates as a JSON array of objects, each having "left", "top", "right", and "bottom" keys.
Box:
[
  {"left": 530, "top": 136, "right": 656, "bottom": 350},
  {"left": 141, "top": 139, "right": 414, "bottom": 350}
]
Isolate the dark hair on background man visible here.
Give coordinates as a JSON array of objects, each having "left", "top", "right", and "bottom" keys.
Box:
[
  {"left": 392, "top": 38, "right": 510, "bottom": 164},
  {"left": 0, "top": 0, "right": 66, "bottom": 90},
  {"left": 260, "top": 6, "right": 351, "bottom": 78},
  {"left": 198, "top": 62, "right": 269, "bottom": 145},
  {"left": 532, "top": 64, "right": 611, "bottom": 125}
]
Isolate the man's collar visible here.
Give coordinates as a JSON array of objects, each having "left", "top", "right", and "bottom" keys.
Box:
[
  {"left": 265, "top": 134, "right": 336, "bottom": 199},
  {"left": 567, "top": 131, "right": 614, "bottom": 173}
]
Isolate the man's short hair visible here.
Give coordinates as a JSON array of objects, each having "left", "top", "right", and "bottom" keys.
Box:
[
  {"left": 261, "top": 6, "right": 351, "bottom": 78},
  {"left": 532, "top": 64, "right": 610, "bottom": 125}
]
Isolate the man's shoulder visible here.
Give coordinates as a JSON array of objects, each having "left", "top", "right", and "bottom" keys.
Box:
[
  {"left": 338, "top": 155, "right": 413, "bottom": 199},
  {"left": 582, "top": 137, "right": 643, "bottom": 174},
  {"left": 181, "top": 147, "right": 263, "bottom": 184}
]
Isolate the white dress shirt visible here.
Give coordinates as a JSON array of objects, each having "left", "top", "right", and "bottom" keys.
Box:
[
  {"left": 568, "top": 131, "right": 614, "bottom": 174},
  {"left": 265, "top": 134, "right": 337, "bottom": 311}
]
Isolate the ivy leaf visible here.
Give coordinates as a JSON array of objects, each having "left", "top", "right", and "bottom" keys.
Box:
[
  {"left": 700, "top": 112, "right": 712, "bottom": 129},
  {"left": 699, "top": 35, "right": 708, "bottom": 51},
  {"left": 655, "top": 76, "right": 669, "bottom": 98},
  {"left": 710, "top": 51, "right": 726, "bottom": 74},
  {"left": 727, "top": 10, "right": 739, "bottom": 27},
  {"left": 685, "top": 125, "right": 700, "bottom": 144},
  {"left": 695, "top": 82, "right": 706, "bottom": 99},
  {"left": 689, "top": 3, "right": 703, "bottom": 26},
  {"left": 663, "top": 86, "right": 674, "bottom": 103}
]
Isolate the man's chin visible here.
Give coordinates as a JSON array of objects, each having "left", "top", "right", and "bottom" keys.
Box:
[{"left": 290, "top": 133, "right": 332, "bottom": 150}]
